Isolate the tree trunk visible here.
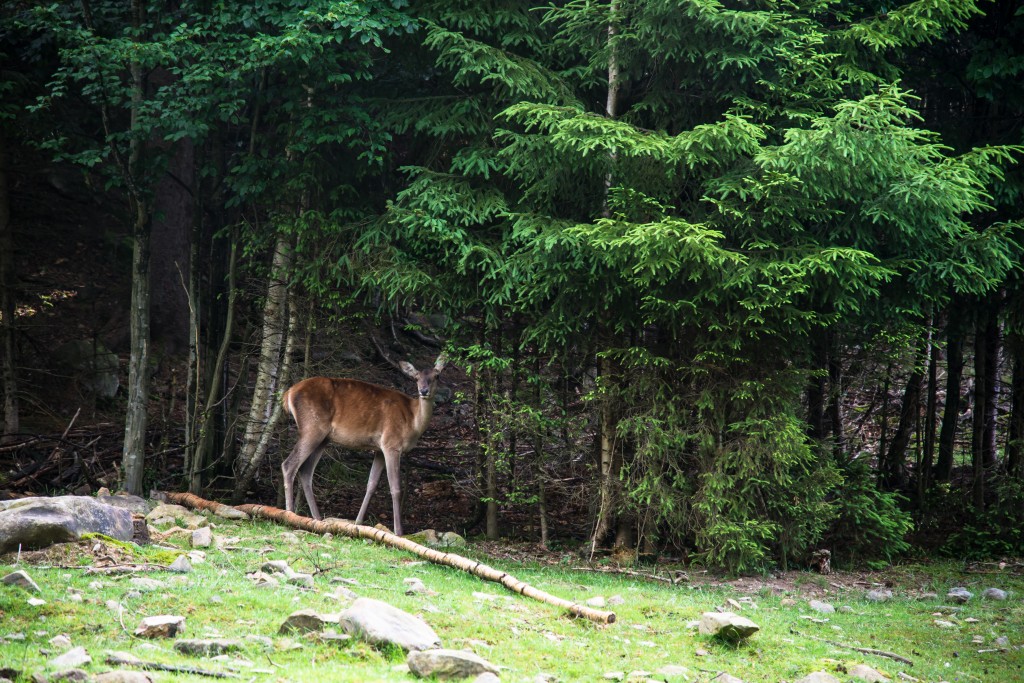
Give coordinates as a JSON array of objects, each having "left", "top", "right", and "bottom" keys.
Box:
[
  {"left": 827, "top": 337, "right": 845, "bottom": 458},
  {"left": 981, "top": 307, "right": 1000, "bottom": 469},
  {"left": 1007, "top": 336, "right": 1024, "bottom": 478},
  {"left": 936, "top": 325, "right": 964, "bottom": 482},
  {"left": 232, "top": 232, "right": 293, "bottom": 501},
  {"left": 920, "top": 328, "right": 940, "bottom": 501},
  {"left": 0, "top": 125, "right": 18, "bottom": 443},
  {"left": 880, "top": 343, "right": 925, "bottom": 490},
  {"left": 121, "top": 0, "right": 152, "bottom": 495}
]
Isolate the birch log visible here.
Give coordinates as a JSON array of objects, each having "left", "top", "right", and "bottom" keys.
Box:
[{"left": 164, "top": 492, "right": 616, "bottom": 625}]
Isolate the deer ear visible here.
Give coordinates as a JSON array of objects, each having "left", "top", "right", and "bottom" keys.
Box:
[
  {"left": 434, "top": 354, "right": 448, "bottom": 372},
  {"left": 398, "top": 361, "right": 418, "bottom": 378}
]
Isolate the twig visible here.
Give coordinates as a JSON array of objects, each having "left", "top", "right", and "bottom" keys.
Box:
[
  {"left": 570, "top": 565, "right": 679, "bottom": 584},
  {"left": 791, "top": 628, "right": 913, "bottom": 666},
  {"left": 105, "top": 653, "right": 238, "bottom": 678}
]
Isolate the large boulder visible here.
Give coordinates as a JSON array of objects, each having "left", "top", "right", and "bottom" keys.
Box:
[
  {"left": 407, "top": 649, "right": 499, "bottom": 679},
  {"left": 338, "top": 598, "right": 441, "bottom": 652},
  {"left": 54, "top": 340, "right": 119, "bottom": 398},
  {"left": 0, "top": 496, "right": 134, "bottom": 554},
  {"left": 698, "top": 612, "right": 760, "bottom": 641}
]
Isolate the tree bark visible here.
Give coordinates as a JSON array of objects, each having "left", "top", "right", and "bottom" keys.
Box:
[
  {"left": 0, "top": 125, "right": 18, "bottom": 442},
  {"left": 981, "top": 307, "right": 1000, "bottom": 469},
  {"left": 936, "top": 326, "right": 964, "bottom": 482},
  {"left": 1007, "top": 335, "right": 1024, "bottom": 478},
  {"left": 880, "top": 343, "right": 926, "bottom": 490}
]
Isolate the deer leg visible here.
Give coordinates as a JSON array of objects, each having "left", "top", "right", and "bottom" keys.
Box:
[
  {"left": 384, "top": 450, "right": 403, "bottom": 537},
  {"left": 355, "top": 452, "right": 385, "bottom": 526},
  {"left": 282, "top": 434, "right": 325, "bottom": 515},
  {"left": 296, "top": 446, "right": 326, "bottom": 520}
]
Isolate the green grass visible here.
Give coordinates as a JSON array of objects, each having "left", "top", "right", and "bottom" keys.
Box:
[{"left": 2, "top": 515, "right": 1024, "bottom": 682}]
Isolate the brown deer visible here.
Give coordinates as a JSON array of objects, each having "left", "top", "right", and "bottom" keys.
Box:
[{"left": 281, "top": 354, "right": 447, "bottom": 536}]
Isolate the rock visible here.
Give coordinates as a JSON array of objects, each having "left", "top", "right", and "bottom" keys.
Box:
[
  {"left": 51, "top": 669, "right": 87, "bottom": 681},
  {"left": 934, "top": 619, "right": 956, "bottom": 628},
  {"left": 982, "top": 587, "right": 1008, "bottom": 601},
  {"left": 440, "top": 531, "right": 466, "bottom": 548},
  {"left": 280, "top": 532, "right": 300, "bottom": 543},
  {"left": 0, "top": 496, "right": 135, "bottom": 553},
  {"left": 794, "top": 674, "right": 841, "bottom": 683},
  {"left": 697, "top": 612, "right": 760, "bottom": 641},
  {"left": 95, "top": 491, "right": 151, "bottom": 515},
  {"left": 331, "top": 586, "right": 359, "bottom": 601},
  {"left": 995, "top": 635, "right": 1010, "bottom": 647},
  {"left": 405, "top": 578, "right": 436, "bottom": 595},
  {"left": 262, "top": 560, "right": 293, "bottom": 575},
  {"left": 50, "top": 647, "right": 91, "bottom": 669},
  {"left": 848, "top": 664, "right": 889, "bottom": 682},
  {"left": 338, "top": 598, "right": 441, "bottom": 652},
  {"left": 174, "top": 639, "right": 244, "bottom": 657},
  {"left": 865, "top": 589, "right": 893, "bottom": 602},
  {"left": 128, "top": 578, "right": 165, "bottom": 591},
  {"left": 406, "top": 529, "right": 441, "bottom": 546},
  {"left": 145, "top": 504, "right": 205, "bottom": 529},
  {"left": 191, "top": 527, "right": 212, "bottom": 548},
  {"left": 28, "top": 597, "right": 46, "bottom": 606},
  {"left": 947, "top": 587, "right": 973, "bottom": 603},
  {"left": 473, "top": 673, "right": 501, "bottom": 683},
  {"left": 839, "top": 605, "right": 854, "bottom": 613},
  {"left": 92, "top": 672, "right": 155, "bottom": 683},
  {"left": 808, "top": 599, "right": 836, "bottom": 614},
  {"left": 407, "top": 649, "right": 500, "bottom": 679},
  {"left": 134, "top": 615, "right": 185, "bottom": 638},
  {"left": 711, "top": 674, "right": 746, "bottom": 683},
  {"left": 604, "top": 673, "right": 624, "bottom": 681},
  {"left": 54, "top": 339, "right": 119, "bottom": 397},
  {"left": 286, "top": 573, "right": 314, "bottom": 589},
  {"left": 279, "top": 609, "right": 341, "bottom": 634},
  {"left": 655, "top": 665, "right": 693, "bottom": 679},
  {"left": 2, "top": 570, "right": 41, "bottom": 593},
  {"left": 917, "top": 592, "right": 938, "bottom": 601},
  {"left": 49, "top": 634, "right": 72, "bottom": 648},
  {"left": 167, "top": 555, "right": 192, "bottom": 573},
  {"left": 608, "top": 595, "right": 625, "bottom": 606},
  {"left": 780, "top": 598, "right": 797, "bottom": 607},
  {"left": 586, "top": 596, "right": 607, "bottom": 608}
]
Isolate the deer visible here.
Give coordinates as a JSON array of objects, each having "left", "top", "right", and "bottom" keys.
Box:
[{"left": 280, "top": 353, "right": 447, "bottom": 537}]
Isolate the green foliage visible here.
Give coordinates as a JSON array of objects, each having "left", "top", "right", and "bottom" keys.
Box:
[
  {"left": 827, "top": 458, "right": 914, "bottom": 568},
  {"left": 941, "top": 477, "right": 1024, "bottom": 559}
]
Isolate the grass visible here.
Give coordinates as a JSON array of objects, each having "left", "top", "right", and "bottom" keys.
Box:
[{"left": 1, "top": 513, "right": 1023, "bottom": 682}]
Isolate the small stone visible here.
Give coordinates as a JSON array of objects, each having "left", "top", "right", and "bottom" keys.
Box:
[
  {"left": 473, "top": 673, "right": 501, "bottom": 683},
  {"left": 934, "top": 619, "right": 956, "bottom": 629},
  {"left": 286, "top": 573, "right": 314, "bottom": 589},
  {"left": 188, "top": 550, "right": 206, "bottom": 563},
  {"left": 247, "top": 571, "right": 279, "bottom": 586},
  {"left": 167, "top": 555, "right": 192, "bottom": 573},
  {"left": 947, "top": 587, "right": 973, "bottom": 604},
  {"left": 794, "top": 674, "right": 841, "bottom": 683},
  {"left": 608, "top": 594, "right": 625, "bottom": 606},
  {"left": 439, "top": 531, "right": 466, "bottom": 548},
  {"left": 280, "top": 532, "right": 300, "bottom": 544},
  {"left": 780, "top": 598, "right": 797, "bottom": 607},
  {"left": 129, "top": 577, "right": 166, "bottom": 591},
  {"left": 174, "top": 639, "right": 243, "bottom": 657},
  {"left": 839, "top": 605, "right": 854, "bottom": 613},
  {"left": 279, "top": 609, "right": 341, "bottom": 634},
  {"left": 191, "top": 526, "right": 213, "bottom": 548},
  {"left": 587, "top": 596, "right": 607, "bottom": 608},
  {"left": 995, "top": 636, "right": 1010, "bottom": 647},
  {"left": 105, "top": 599, "right": 122, "bottom": 612},
  {"left": 918, "top": 592, "right": 939, "bottom": 601},
  {"left": 92, "top": 672, "right": 155, "bottom": 683},
  {"left": 28, "top": 597, "right": 46, "bottom": 606},
  {"left": 655, "top": 665, "right": 693, "bottom": 679},
  {"left": 710, "top": 674, "right": 746, "bottom": 683},
  {"left": 135, "top": 615, "right": 186, "bottom": 638},
  {"left": 404, "top": 578, "right": 433, "bottom": 595},
  {"left": 331, "top": 586, "right": 359, "bottom": 601},
  {"left": 848, "top": 664, "right": 889, "bottom": 682},
  {"left": 982, "top": 588, "right": 1008, "bottom": 601},
  {"left": 808, "top": 599, "right": 836, "bottom": 614},
  {"left": 865, "top": 589, "right": 893, "bottom": 602},
  {"left": 2, "top": 570, "right": 41, "bottom": 593},
  {"left": 245, "top": 635, "right": 274, "bottom": 650},
  {"left": 262, "top": 560, "right": 293, "bottom": 575},
  {"left": 51, "top": 669, "right": 88, "bottom": 681},
  {"left": 49, "top": 634, "right": 72, "bottom": 648},
  {"left": 604, "top": 673, "right": 625, "bottom": 681},
  {"left": 406, "top": 648, "right": 499, "bottom": 679},
  {"left": 698, "top": 612, "right": 760, "bottom": 641},
  {"left": 50, "top": 647, "right": 91, "bottom": 669}
]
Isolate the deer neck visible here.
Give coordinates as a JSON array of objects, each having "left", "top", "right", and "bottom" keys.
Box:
[{"left": 412, "top": 395, "right": 436, "bottom": 435}]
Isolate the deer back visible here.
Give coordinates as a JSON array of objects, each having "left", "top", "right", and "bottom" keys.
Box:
[{"left": 284, "top": 377, "right": 421, "bottom": 451}]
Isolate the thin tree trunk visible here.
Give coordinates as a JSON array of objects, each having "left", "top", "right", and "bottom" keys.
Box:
[
  {"left": 880, "top": 343, "right": 926, "bottom": 490},
  {"left": 827, "top": 336, "right": 845, "bottom": 458},
  {"left": 1007, "top": 336, "right": 1024, "bottom": 478},
  {"left": 0, "top": 125, "right": 18, "bottom": 442},
  {"left": 121, "top": 0, "right": 152, "bottom": 495},
  {"left": 981, "top": 307, "right": 1000, "bottom": 469},
  {"left": 936, "top": 324, "right": 964, "bottom": 482},
  {"left": 807, "top": 333, "right": 827, "bottom": 441},
  {"left": 972, "top": 309, "right": 990, "bottom": 508},
  {"left": 920, "top": 326, "right": 940, "bottom": 501}
]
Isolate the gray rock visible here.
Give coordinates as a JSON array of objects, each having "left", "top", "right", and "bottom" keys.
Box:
[
  {"left": 586, "top": 596, "right": 607, "bottom": 608},
  {"left": 286, "top": 573, "right": 314, "bottom": 589},
  {"left": 128, "top": 578, "right": 165, "bottom": 591},
  {"left": 54, "top": 339, "right": 119, "bottom": 398},
  {"left": 697, "top": 612, "right": 760, "bottom": 641},
  {"left": 95, "top": 492, "right": 151, "bottom": 515},
  {"left": 49, "top": 634, "right": 72, "bottom": 648},
  {"left": 655, "top": 665, "right": 694, "bottom": 679},
  {"left": 134, "top": 615, "right": 185, "bottom": 638},
  {"left": 710, "top": 674, "right": 746, "bottom": 683},
  {"left": 50, "top": 647, "right": 91, "bottom": 669},
  {"left": 848, "top": 664, "right": 889, "bottom": 682},
  {"left": 145, "top": 504, "right": 205, "bottom": 529},
  {"left": 440, "top": 531, "right": 467, "bottom": 548},
  {"left": 51, "top": 669, "right": 87, "bottom": 681},
  {"left": 168, "top": 555, "right": 192, "bottom": 573},
  {"left": 173, "top": 639, "right": 243, "bottom": 657},
  {"left": 917, "top": 592, "right": 939, "bottom": 601},
  {"left": 407, "top": 649, "right": 499, "bottom": 679},
  {"left": 794, "top": 673, "right": 842, "bottom": 683},
  {"left": 92, "top": 673, "right": 155, "bottom": 683},
  {"left": 995, "top": 636, "right": 1010, "bottom": 647},
  {"left": 947, "top": 587, "right": 973, "bottom": 603},
  {"left": 0, "top": 496, "right": 134, "bottom": 553},
  {"left": 191, "top": 527, "right": 212, "bottom": 548},
  {"left": 2, "top": 570, "right": 41, "bottom": 593},
  {"left": 865, "top": 589, "right": 893, "bottom": 602},
  {"left": 262, "top": 560, "right": 293, "bottom": 575},
  {"left": 473, "top": 674, "right": 501, "bottom": 683},
  {"left": 982, "top": 587, "right": 1008, "bottom": 601},
  {"left": 808, "top": 599, "right": 836, "bottom": 614},
  {"left": 279, "top": 609, "right": 340, "bottom": 634},
  {"left": 607, "top": 595, "right": 625, "bottom": 606},
  {"left": 339, "top": 598, "right": 441, "bottom": 652}
]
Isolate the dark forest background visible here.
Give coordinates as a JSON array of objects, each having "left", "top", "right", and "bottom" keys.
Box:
[{"left": 1, "top": 0, "right": 1023, "bottom": 572}]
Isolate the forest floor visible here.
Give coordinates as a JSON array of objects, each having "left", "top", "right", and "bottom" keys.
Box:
[{"left": 2, "top": 506, "right": 1023, "bottom": 683}]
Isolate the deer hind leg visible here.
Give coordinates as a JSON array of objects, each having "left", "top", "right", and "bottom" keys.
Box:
[
  {"left": 282, "top": 433, "right": 326, "bottom": 517},
  {"left": 384, "top": 449, "right": 404, "bottom": 536},
  {"left": 296, "top": 445, "right": 327, "bottom": 520},
  {"left": 355, "top": 452, "right": 385, "bottom": 526}
]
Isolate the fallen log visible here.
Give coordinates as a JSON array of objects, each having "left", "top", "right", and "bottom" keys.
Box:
[{"left": 164, "top": 492, "right": 616, "bottom": 625}]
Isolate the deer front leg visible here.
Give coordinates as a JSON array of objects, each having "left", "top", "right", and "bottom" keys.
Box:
[
  {"left": 384, "top": 449, "right": 403, "bottom": 536},
  {"left": 297, "top": 447, "right": 325, "bottom": 520},
  {"left": 356, "top": 452, "right": 385, "bottom": 526}
]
